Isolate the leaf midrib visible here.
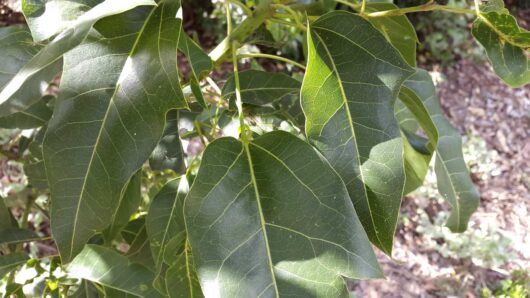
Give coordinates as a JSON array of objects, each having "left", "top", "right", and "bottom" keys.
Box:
[
  {"left": 67, "top": 5, "right": 159, "bottom": 262},
  {"left": 244, "top": 142, "right": 280, "bottom": 297},
  {"left": 311, "top": 28, "right": 387, "bottom": 252}
]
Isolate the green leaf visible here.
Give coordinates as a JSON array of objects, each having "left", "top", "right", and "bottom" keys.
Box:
[
  {"left": 185, "top": 131, "right": 381, "bottom": 297},
  {"left": 0, "top": 196, "right": 13, "bottom": 231},
  {"left": 365, "top": 3, "right": 418, "bottom": 67},
  {"left": 103, "top": 170, "right": 143, "bottom": 243},
  {"left": 223, "top": 70, "right": 302, "bottom": 109},
  {"left": 0, "top": 228, "right": 40, "bottom": 245},
  {"left": 190, "top": 79, "right": 208, "bottom": 110},
  {"left": 472, "top": 11, "right": 530, "bottom": 87},
  {"left": 0, "top": 25, "right": 61, "bottom": 118},
  {"left": 398, "top": 86, "right": 438, "bottom": 151},
  {"left": 146, "top": 177, "right": 190, "bottom": 295},
  {"left": 0, "top": 95, "right": 53, "bottom": 129},
  {"left": 122, "top": 218, "right": 156, "bottom": 270},
  {"left": 67, "top": 245, "right": 163, "bottom": 298},
  {"left": 479, "top": 12, "right": 530, "bottom": 48},
  {"left": 165, "top": 247, "right": 204, "bottom": 298},
  {"left": 0, "top": 253, "right": 28, "bottom": 278},
  {"left": 301, "top": 11, "right": 415, "bottom": 254},
  {"left": 146, "top": 177, "right": 188, "bottom": 270},
  {"left": 178, "top": 30, "right": 213, "bottom": 79},
  {"left": 43, "top": 0, "right": 188, "bottom": 262},
  {"left": 4, "top": 283, "right": 26, "bottom": 298},
  {"left": 396, "top": 85, "right": 440, "bottom": 193},
  {"left": 149, "top": 110, "right": 186, "bottom": 173},
  {"left": 21, "top": 0, "right": 102, "bottom": 42},
  {"left": 24, "top": 126, "right": 49, "bottom": 189},
  {"left": 401, "top": 131, "right": 432, "bottom": 194},
  {"left": 403, "top": 69, "right": 480, "bottom": 232},
  {"left": 0, "top": 0, "right": 154, "bottom": 117},
  {"left": 69, "top": 280, "right": 100, "bottom": 298}
]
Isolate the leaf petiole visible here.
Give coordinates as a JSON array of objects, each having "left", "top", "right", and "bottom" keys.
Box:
[{"left": 238, "top": 53, "right": 306, "bottom": 70}]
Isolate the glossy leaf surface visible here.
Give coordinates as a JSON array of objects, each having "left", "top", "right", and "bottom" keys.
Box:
[
  {"left": 185, "top": 131, "right": 381, "bottom": 297},
  {"left": 301, "top": 11, "right": 414, "bottom": 254},
  {"left": 43, "top": 0, "right": 187, "bottom": 262}
]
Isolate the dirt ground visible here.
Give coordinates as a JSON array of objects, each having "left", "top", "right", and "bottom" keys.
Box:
[{"left": 353, "top": 59, "right": 530, "bottom": 297}]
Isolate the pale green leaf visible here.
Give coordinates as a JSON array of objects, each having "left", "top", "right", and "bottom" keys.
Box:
[
  {"left": 396, "top": 85, "right": 440, "bottom": 194},
  {"left": 301, "top": 11, "right": 415, "bottom": 254},
  {"left": 0, "top": 95, "right": 53, "bottom": 129},
  {"left": 472, "top": 9, "right": 530, "bottom": 87},
  {"left": 21, "top": 0, "right": 102, "bottom": 42},
  {"left": 0, "top": 253, "right": 28, "bottom": 278},
  {"left": 479, "top": 12, "right": 530, "bottom": 48},
  {"left": 0, "top": 25, "right": 61, "bottom": 117},
  {"left": 68, "top": 245, "right": 163, "bottom": 298},
  {"left": 185, "top": 131, "right": 381, "bottom": 297},
  {"left": 223, "top": 70, "right": 301, "bottom": 109},
  {"left": 149, "top": 110, "right": 186, "bottom": 173},
  {"left": 0, "top": 0, "right": 155, "bottom": 117},
  {"left": 402, "top": 131, "right": 432, "bottom": 194},
  {"left": 365, "top": 3, "right": 418, "bottom": 67},
  {"left": 43, "top": 0, "right": 187, "bottom": 262},
  {"left": 403, "top": 69, "right": 480, "bottom": 232}
]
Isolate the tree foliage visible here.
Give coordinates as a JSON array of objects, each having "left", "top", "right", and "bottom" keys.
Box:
[{"left": 0, "top": 0, "right": 527, "bottom": 296}]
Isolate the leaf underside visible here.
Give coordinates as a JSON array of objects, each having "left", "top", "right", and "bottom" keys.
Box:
[{"left": 403, "top": 69, "right": 480, "bottom": 232}]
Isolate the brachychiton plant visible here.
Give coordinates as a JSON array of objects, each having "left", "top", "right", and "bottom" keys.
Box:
[{"left": 0, "top": 0, "right": 528, "bottom": 296}]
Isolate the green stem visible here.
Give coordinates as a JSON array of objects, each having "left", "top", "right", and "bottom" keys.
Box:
[
  {"left": 473, "top": 0, "right": 481, "bottom": 14},
  {"left": 360, "top": 0, "right": 367, "bottom": 15},
  {"left": 238, "top": 53, "right": 306, "bottom": 70},
  {"left": 231, "top": 41, "right": 249, "bottom": 143},
  {"left": 269, "top": 17, "right": 307, "bottom": 31},
  {"left": 272, "top": 3, "right": 304, "bottom": 28},
  {"left": 366, "top": 3, "right": 476, "bottom": 17},
  {"left": 228, "top": 0, "right": 253, "bottom": 16},
  {"left": 209, "top": 0, "right": 273, "bottom": 67}
]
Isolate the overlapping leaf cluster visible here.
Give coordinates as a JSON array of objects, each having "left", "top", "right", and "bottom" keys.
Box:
[{"left": 0, "top": 0, "right": 525, "bottom": 296}]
